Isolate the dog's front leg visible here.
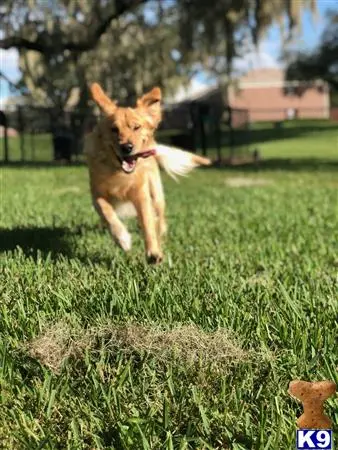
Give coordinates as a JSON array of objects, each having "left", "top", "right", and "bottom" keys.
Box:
[
  {"left": 93, "top": 196, "right": 132, "bottom": 252},
  {"left": 149, "top": 168, "right": 167, "bottom": 240},
  {"left": 133, "top": 187, "right": 163, "bottom": 264}
]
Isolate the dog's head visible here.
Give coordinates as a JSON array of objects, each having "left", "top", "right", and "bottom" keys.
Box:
[{"left": 90, "top": 83, "right": 162, "bottom": 173}]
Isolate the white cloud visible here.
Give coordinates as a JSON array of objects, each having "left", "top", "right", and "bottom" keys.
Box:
[
  {"left": 166, "top": 35, "right": 284, "bottom": 103},
  {"left": 233, "top": 39, "right": 282, "bottom": 75},
  {"left": 166, "top": 77, "right": 214, "bottom": 103},
  {"left": 0, "top": 48, "right": 21, "bottom": 82}
]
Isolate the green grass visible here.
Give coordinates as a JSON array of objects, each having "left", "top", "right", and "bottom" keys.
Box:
[
  {"left": 0, "top": 122, "right": 338, "bottom": 449},
  {"left": 2, "top": 119, "right": 337, "bottom": 163},
  {"left": 0, "top": 133, "right": 53, "bottom": 162},
  {"left": 245, "top": 119, "right": 338, "bottom": 160}
]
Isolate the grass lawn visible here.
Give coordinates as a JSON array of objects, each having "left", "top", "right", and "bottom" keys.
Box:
[
  {"left": 2, "top": 118, "right": 337, "bottom": 164},
  {"left": 243, "top": 119, "right": 338, "bottom": 160},
  {"left": 0, "top": 133, "right": 54, "bottom": 162},
  {"left": 0, "top": 121, "right": 338, "bottom": 449}
]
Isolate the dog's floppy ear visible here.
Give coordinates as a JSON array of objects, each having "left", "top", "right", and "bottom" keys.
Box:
[
  {"left": 137, "top": 87, "right": 162, "bottom": 127},
  {"left": 90, "top": 83, "right": 116, "bottom": 116}
]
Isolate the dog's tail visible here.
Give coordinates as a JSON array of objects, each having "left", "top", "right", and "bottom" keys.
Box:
[{"left": 155, "top": 144, "right": 212, "bottom": 180}]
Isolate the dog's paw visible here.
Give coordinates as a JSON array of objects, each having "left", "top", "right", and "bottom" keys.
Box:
[
  {"left": 147, "top": 251, "right": 163, "bottom": 265},
  {"left": 116, "top": 230, "right": 132, "bottom": 252}
]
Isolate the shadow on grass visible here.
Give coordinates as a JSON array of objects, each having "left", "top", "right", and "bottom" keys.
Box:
[
  {"left": 0, "top": 225, "right": 134, "bottom": 267},
  {"left": 2, "top": 157, "right": 338, "bottom": 173},
  {"left": 98, "top": 428, "right": 254, "bottom": 450},
  {"left": 0, "top": 226, "right": 73, "bottom": 259},
  {"left": 0, "top": 225, "right": 111, "bottom": 263},
  {"left": 178, "top": 121, "right": 338, "bottom": 151},
  {"left": 227, "top": 123, "right": 338, "bottom": 147},
  {"left": 0, "top": 161, "right": 85, "bottom": 168},
  {"left": 99, "top": 428, "right": 125, "bottom": 450},
  {"left": 207, "top": 158, "right": 338, "bottom": 172}
]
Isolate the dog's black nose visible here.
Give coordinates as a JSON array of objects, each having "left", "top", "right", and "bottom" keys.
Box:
[{"left": 120, "top": 142, "right": 133, "bottom": 154}]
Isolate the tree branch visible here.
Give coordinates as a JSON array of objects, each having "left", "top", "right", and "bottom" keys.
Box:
[{"left": 0, "top": 0, "right": 147, "bottom": 53}]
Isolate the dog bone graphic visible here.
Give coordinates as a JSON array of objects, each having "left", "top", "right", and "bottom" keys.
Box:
[{"left": 288, "top": 380, "right": 337, "bottom": 429}]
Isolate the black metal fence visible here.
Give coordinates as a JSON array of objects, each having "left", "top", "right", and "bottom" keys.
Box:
[
  {"left": 0, "top": 105, "right": 99, "bottom": 163},
  {"left": 160, "top": 102, "right": 250, "bottom": 160},
  {"left": 0, "top": 102, "right": 252, "bottom": 163}
]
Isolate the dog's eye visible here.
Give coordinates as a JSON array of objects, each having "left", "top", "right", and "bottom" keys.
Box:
[
  {"left": 133, "top": 124, "right": 141, "bottom": 131},
  {"left": 111, "top": 126, "right": 119, "bottom": 133}
]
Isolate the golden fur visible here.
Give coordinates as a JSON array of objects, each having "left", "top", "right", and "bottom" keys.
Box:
[{"left": 84, "top": 83, "right": 211, "bottom": 264}]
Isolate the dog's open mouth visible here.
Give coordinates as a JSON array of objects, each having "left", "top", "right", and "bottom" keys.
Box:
[{"left": 120, "top": 149, "right": 156, "bottom": 173}]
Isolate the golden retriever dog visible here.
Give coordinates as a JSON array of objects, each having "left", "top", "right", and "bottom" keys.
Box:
[{"left": 84, "top": 83, "right": 211, "bottom": 264}]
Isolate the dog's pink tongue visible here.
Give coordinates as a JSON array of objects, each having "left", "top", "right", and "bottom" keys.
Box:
[
  {"left": 122, "top": 159, "right": 136, "bottom": 173},
  {"left": 122, "top": 149, "right": 156, "bottom": 172},
  {"left": 126, "top": 149, "right": 156, "bottom": 162},
  {"left": 140, "top": 149, "right": 156, "bottom": 159}
]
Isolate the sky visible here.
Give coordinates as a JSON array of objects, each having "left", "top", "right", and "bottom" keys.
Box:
[{"left": 0, "top": 0, "right": 336, "bottom": 104}]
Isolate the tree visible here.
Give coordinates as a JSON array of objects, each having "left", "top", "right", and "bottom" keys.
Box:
[
  {"left": 1, "top": 1, "right": 190, "bottom": 109},
  {"left": 0, "top": 0, "right": 150, "bottom": 108},
  {"left": 1, "top": 0, "right": 318, "bottom": 109},
  {"left": 6, "top": 2, "right": 189, "bottom": 110},
  {"left": 0, "top": 0, "right": 147, "bottom": 53},
  {"left": 286, "top": 10, "right": 338, "bottom": 91},
  {"left": 176, "top": 0, "right": 318, "bottom": 82},
  {"left": 86, "top": 3, "right": 191, "bottom": 104}
]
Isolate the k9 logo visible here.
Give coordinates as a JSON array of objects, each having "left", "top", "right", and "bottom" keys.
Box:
[{"left": 296, "top": 429, "right": 332, "bottom": 450}]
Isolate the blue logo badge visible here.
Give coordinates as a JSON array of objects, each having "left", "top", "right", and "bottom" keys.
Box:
[{"left": 296, "top": 429, "right": 332, "bottom": 450}]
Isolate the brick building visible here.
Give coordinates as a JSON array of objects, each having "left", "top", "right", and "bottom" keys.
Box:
[{"left": 228, "top": 68, "right": 330, "bottom": 122}]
